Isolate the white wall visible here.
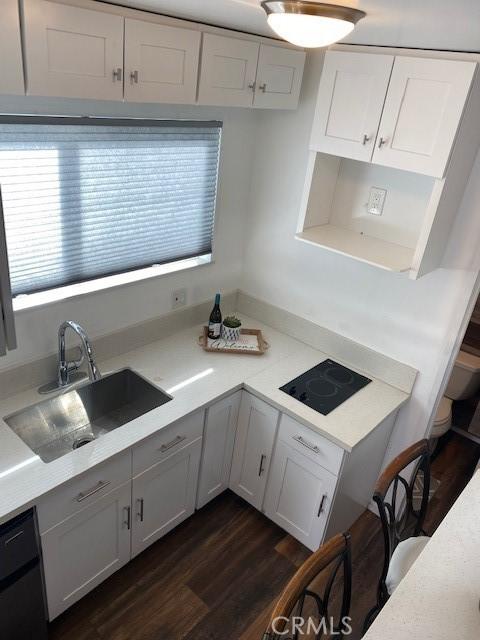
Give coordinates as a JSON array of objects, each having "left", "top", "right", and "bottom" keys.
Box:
[
  {"left": 0, "top": 95, "right": 258, "bottom": 370},
  {"left": 241, "top": 52, "right": 480, "bottom": 461}
]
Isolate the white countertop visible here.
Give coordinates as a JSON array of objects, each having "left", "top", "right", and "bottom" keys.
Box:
[
  {"left": 363, "top": 470, "right": 480, "bottom": 640},
  {"left": 0, "top": 315, "right": 409, "bottom": 524}
]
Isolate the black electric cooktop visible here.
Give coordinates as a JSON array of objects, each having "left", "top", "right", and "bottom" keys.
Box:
[{"left": 279, "top": 359, "right": 372, "bottom": 416}]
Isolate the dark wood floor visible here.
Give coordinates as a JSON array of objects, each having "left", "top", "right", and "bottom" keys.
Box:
[{"left": 49, "top": 432, "right": 480, "bottom": 640}]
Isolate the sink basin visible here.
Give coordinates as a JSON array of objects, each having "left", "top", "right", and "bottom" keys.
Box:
[{"left": 4, "top": 369, "right": 172, "bottom": 463}]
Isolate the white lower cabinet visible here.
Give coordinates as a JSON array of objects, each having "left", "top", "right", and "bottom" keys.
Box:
[
  {"left": 131, "top": 438, "right": 202, "bottom": 557},
  {"left": 229, "top": 392, "right": 279, "bottom": 509},
  {"left": 197, "top": 391, "right": 241, "bottom": 508},
  {"left": 38, "top": 388, "right": 367, "bottom": 619},
  {"left": 264, "top": 414, "right": 342, "bottom": 551},
  {"left": 264, "top": 440, "right": 337, "bottom": 551},
  {"left": 41, "top": 482, "right": 132, "bottom": 620}
]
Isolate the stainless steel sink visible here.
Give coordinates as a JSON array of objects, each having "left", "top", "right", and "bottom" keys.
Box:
[{"left": 4, "top": 369, "right": 172, "bottom": 463}]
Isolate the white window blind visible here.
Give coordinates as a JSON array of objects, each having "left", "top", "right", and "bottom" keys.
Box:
[{"left": 0, "top": 117, "right": 222, "bottom": 297}]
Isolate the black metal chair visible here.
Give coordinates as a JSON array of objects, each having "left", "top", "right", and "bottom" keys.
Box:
[
  {"left": 363, "top": 439, "right": 431, "bottom": 632},
  {"left": 262, "top": 533, "right": 352, "bottom": 640}
]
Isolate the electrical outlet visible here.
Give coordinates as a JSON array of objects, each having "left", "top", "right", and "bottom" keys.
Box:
[
  {"left": 367, "top": 187, "right": 387, "bottom": 216},
  {"left": 172, "top": 288, "right": 187, "bottom": 309}
]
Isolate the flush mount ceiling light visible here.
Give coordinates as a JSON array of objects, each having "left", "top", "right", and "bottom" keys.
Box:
[{"left": 261, "top": 1, "right": 366, "bottom": 48}]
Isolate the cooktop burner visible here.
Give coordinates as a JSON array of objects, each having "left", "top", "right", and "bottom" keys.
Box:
[{"left": 279, "top": 359, "right": 371, "bottom": 416}]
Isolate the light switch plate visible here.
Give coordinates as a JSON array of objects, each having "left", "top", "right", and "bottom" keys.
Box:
[{"left": 367, "top": 187, "right": 387, "bottom": 216}]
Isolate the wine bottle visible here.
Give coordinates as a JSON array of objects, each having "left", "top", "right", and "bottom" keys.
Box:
[{"left": 208, "top": 293, "right": 222, "bottom": 339}]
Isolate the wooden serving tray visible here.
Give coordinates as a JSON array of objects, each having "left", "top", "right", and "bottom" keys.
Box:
[{"left": 198, "top": 326, "right": 269, "bottom": 355}]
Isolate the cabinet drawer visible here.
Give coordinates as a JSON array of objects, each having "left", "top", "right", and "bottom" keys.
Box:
[
  {"left": 37, "top": 451, "right": 131, "bottom": 534},
  {"left": 278, "top": 414, "right": 344, "bottom": 476},
  {"left": 132, "top": 410, "right": 204, "bottom": 476}
]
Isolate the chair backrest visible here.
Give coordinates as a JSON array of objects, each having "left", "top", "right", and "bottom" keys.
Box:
[
  {"left": 262, "top": 533, "right": 352, "bottom": 640},
  {"left": 373, "top": 438, "right": 430, "bottom": 605}
]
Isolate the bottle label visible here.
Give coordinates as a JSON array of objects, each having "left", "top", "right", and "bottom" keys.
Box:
[{"left": 208, "top": 322, "right": 221, "bottom": 337}]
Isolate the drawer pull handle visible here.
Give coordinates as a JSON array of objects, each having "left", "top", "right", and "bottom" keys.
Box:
[
  {"left": 293, "top": 435, "right": 320, "bottom": 454},
  {"left": 258, "top": 454, "right": 266, "bottom": 476},
  {"left": 123, "top": 506, "right": 131, "bottom": 530},
  {"left": 159, "top": 435, "right": 186, "bottom": 453},
  {"left": 4, "top": 530, "right": 24, "bottom": 546},
  {"left": 112, "top": 67, "right": 123, "bottom": 82},
  {"left": 76, "top": 480, "right": 111, "bottom": 502},
  {"left": 318, "top": 494, "right": 327, "bottom": 517},
  {"left": 137, "top": 498, "right": 144, "bottom": 522}
]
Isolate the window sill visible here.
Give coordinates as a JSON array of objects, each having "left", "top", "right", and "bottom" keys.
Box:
[{"left": 12, "top": 254, "right": 213, "bottom": 313}]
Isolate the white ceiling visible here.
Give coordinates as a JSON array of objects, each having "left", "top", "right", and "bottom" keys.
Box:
[{"left": 101, "top": 0, "right": 480, "bottom": 52}]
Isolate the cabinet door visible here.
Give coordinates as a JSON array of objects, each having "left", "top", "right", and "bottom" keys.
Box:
[
  {"left": 23, "top": 0, "right": 124, "bottom": 100},
  {"left": 131, "top": 438, "right": 202, "bottom": 557},
  {"left": 310, "top": 50, "right": 394, "bottom": 162},
  {"left": 253, "top": 45, "right": 306, "bottom": 110},
  {"left": 372, "top": 56, "right": 476, "bottom": 177},
  {"left": 124, "top": 19, "right": 201, "bottom": 104},
  {"left": 229, "top": 392, "right": 279, "bottom": 510},
  {"left": 41, "top": 482, "right": 132, "bottom": 620},
  {"left": 264, "top": 441, "right": 337, "bottom": 551},
  {"left": 0, "top": 0, "right": 24, "bottom": 95},
  {"left": 198, "top": 33, "right": 259, "bottom": 107},
  {"left": 197, "top": 391, "right": 241, "bottom": 508}
]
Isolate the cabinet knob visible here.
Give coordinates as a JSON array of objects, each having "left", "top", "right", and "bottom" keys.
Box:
[
  {"left": 362, "top": 134, "right": 371, "bottom": 145},
  {"left": 378, "top": 136, "right": 388, "bottom": 149},
  {"left": 130, "top": 70, "right": 139, "bottom": 84}
]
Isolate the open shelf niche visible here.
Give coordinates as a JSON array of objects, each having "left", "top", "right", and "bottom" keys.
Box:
[{"left": 296, "top": 151, "right": 445, "bottom": 278}]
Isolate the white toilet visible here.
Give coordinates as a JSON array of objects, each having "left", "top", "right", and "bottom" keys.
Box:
[{"left": 431, "top": 349, "right": 480, "bottom": 439}]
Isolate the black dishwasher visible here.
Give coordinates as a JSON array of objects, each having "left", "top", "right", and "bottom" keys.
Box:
[{"left": 0, "top": 508, "right": 48, "bottom": 640}]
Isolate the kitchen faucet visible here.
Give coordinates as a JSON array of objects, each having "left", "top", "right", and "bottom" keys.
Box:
[{"left": 57, "top": 321, "right": 101, "bottom": 388}]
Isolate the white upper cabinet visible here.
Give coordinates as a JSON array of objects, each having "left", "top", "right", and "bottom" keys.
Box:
[
  {"left": 311, "top": 51, "right": 394, "bottom": 162},
  {"left": 198, "top": 33, "right": 259, "bottom": 107},
  {"left": 0, "top": 0, "right": 24, "bottom": 95},
  {"left": 124, "top": 19, "right": 201, "bottom": 104},
  {"left": 253, "top": 45, "right": 306, "bottom": 109},
  {"left": 312, "top": 49, "right": 476, "bottom": 177},
  {"left": 372, "top": 56, "right": 476, "bottom": 177},
  {"left": 23, "top": 0, "right": 125, "bottom": 100},
  {"left": 229, "top": 392, "right": 279, "bottom": 510},
  {"left": 19, "top": 2, "right": 304, "bottom": 108}
]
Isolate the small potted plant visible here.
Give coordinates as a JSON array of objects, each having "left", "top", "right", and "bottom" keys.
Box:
[{"left": 221, "top": 315, "right": 242, "bottom": 342}]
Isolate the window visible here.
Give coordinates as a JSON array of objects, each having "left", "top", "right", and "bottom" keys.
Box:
[{"left": 0, "top": 117, "right": 221, "bottom": 299}]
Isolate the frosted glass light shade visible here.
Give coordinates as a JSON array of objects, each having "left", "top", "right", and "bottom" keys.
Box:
[
  {"left": 267, "top": 13, "right": 354, "bottom": 47},
  {"left": 262, "top": 2, "right": 366, "bottom": 49}
]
